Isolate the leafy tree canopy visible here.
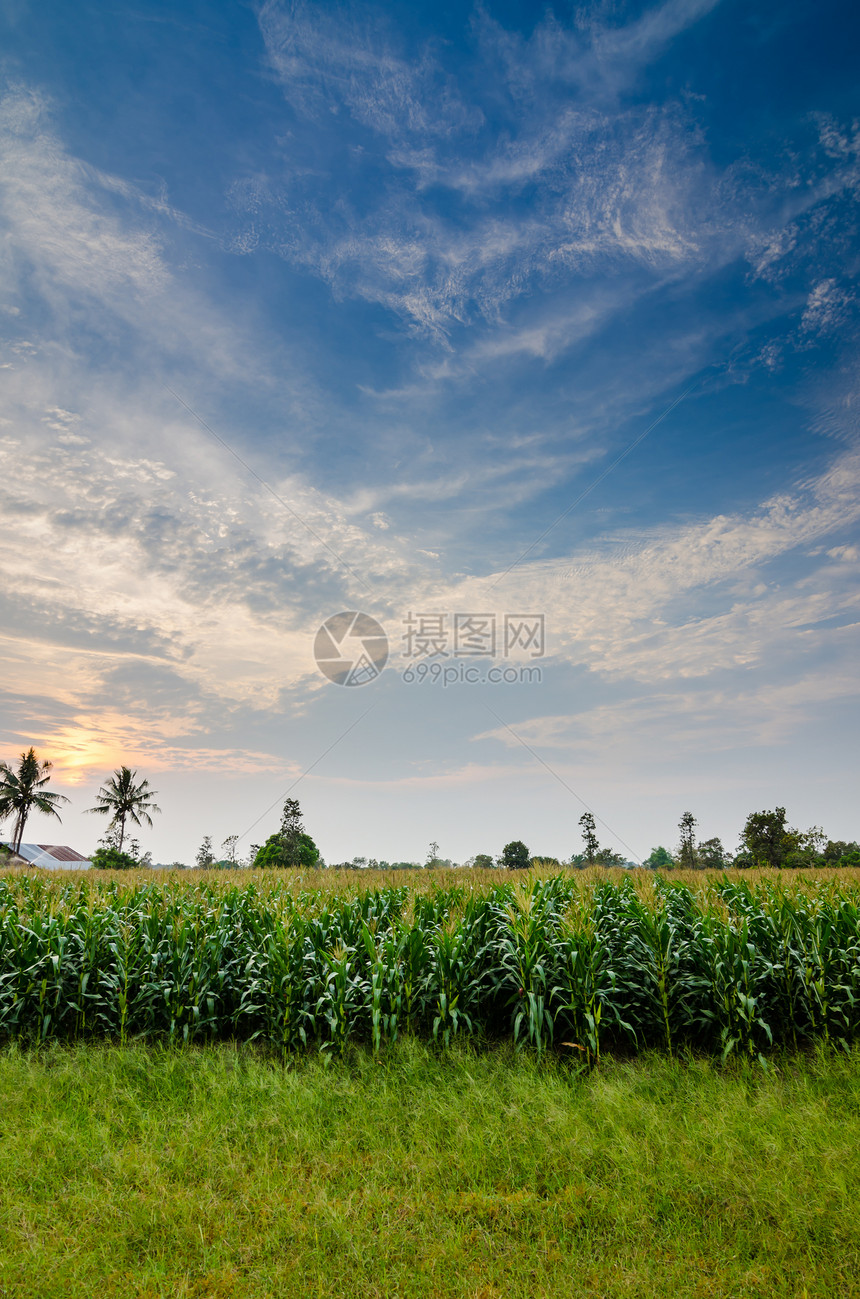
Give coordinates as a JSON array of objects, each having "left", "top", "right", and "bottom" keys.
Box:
[
  {"left": 253, "top": 831, "right": 318, "bottom": 870},
  {"left": 740, "top": 807, "right": 801, "bottom": 868},
  {"left": 823, "top": 840, "right": 860, "bottom": 866},
  {"left": 698, "top": 837, "right": 730, "bottom": 869},
  {"left": 501, "top": 840, "right": 530, "bottom": 870},
  {"left": 643, "top": 846, "right": 674, "bottom": 870},
  {"left": 91, "top": 846, "right": 137, "bottom": 870}
]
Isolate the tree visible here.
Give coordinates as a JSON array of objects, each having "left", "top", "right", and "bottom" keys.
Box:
[
  {"left": 740, "top": 807, "right": 800, "bottom": 869},
  {"left": 260, "top": 797, "right": 319, "bottom": 868},
  {"left": 281, "top": 798, "right": 317, "bottom": 868},
  {"left": 221, "top": 834, "right": 239, "bottom": 867},
  {"left": 578, "top": 812, "right": 600, "bottom": 866},
  {"left": 92, "top": 845, "right": 137, "bottom": 870},
  {"left": 196, "top": 835, "right": 215, "bottom": 869},
  {"left": 782, "top": 828, "right": 830, "bottom": 869},
  {"left": 643, "top": 846, "right": 674, "bottom": 870},
  {"left": 0, "top": 748, "right": 69, "bottom": 853},
  {"left": 127, "top": 838, "right": 152, "bottom": 868},
  {"left": 677, "top": 811, "right": 698, "bottom": 870},
  {"left": 252, "top": 831, "right": 318, "bottom": 869},
  {"left": 594, "top": 848, "right": 626, "bottom": 867},
  {"left": 87, "top": 766, "right": 160, "bottom": 852},
  {"left": 823, "top": 840, "right": 860, "bottom": 866},
  {"left": 698, "top": 837, "right": 729, "bottom": 870},
  {"left": 426, "top": 840, "right": 441, "bottom": 868},
  {"left": 279, "top": 798, "right": 304, "bottom": 859},
  {"left": 804, "top": 826, "right": 827, "bottom": 854},
  {"left": 501, "top": 840, "right": 530, "bottom": 870},
  {"left": 472, "top": 853, "right": 495, "bottom": 870},
  {"left": 292, "top": 832, "right": 319, "bottom": 868}
]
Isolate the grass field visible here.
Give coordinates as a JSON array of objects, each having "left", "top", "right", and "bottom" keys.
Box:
[
  {"left": 2, "top": 1039, "right": 860, "bottom": 1298},
  {"left": 3, "top": 871, "right": 860, "bottom": 1296}
]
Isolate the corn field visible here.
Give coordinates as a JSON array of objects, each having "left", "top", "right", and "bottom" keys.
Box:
[{"left": 2, "top": 869, "right": 860, "bottom": 1061}]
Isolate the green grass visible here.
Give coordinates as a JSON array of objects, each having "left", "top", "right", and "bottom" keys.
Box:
[{"left": 2, "top": 1042, "right": 860, "bottom": 1298}]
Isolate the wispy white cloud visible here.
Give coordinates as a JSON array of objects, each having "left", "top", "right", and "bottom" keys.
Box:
[
  {"left": 475, "top": 666, "right": 860, "bottom": 761},
  {"left": 239, "top": 0, "right": 860, "bottom": 393},
  {"left": 472, "top": 0, "right": 723, "bottom": 105},
  {"left": 0, "top": 87, "right": 265, "bottom": 382},
  {"left": 258, "top": 0, "right": 480, "bottom": 140},
  {"left": 801, "top": 278, "right": 855, "bottom": 338},
  {"left": 427, "top": 436, "right": 860, "bottom": 688},
  {"left": 0, "top": 88, "right": 168, "bottom": 302},
  {"left": 237, "top": 3, "right": 735, "bottom": 343}
]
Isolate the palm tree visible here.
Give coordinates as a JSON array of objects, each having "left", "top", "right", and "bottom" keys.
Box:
[
  {"left": 87, "top": 766, "right": 161, "bottom": 851},
  {"left": 0, "top": 748, "right": 70, "bottom": 854}
]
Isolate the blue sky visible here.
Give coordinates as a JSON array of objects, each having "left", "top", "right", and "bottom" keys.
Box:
[{"left": 0, "top": 0, "right": 858, "bottom": 865}]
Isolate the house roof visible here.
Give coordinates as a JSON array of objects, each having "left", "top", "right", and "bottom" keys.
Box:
[{"left": 2, "top": 842, "right": 92, "bottom": 869}]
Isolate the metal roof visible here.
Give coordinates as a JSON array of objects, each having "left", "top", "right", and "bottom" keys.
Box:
[{"left": 2, "top": 842, "right": 92, "bottom": 869}]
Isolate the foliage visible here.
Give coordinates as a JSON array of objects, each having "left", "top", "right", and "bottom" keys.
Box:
[
  {"left": 0, "top": 748, "right": 69, "bottom": 853},
  {"left": 740, "top": 807, "right": 800, "bottom": 868},
  {"left": 500, "top": 840, "right": 530, "bottom": 870},
  {"left": 195, "top": 835, "right": 215, "bottom": 869},
  {"left": 252, "top": 798, "right": 319, "bottom": 869},
  {"left": 677, "top": 811, "right": 697, "bottom": 870},
  {"left": 643, "top": 847, "right": 676, "bottom": 870},
  {"left": 594, "top": 848, "right": 626, "bottom": 867},
  {"left": 253, "top": 831, "right": 319, "bottom": 870},
  {"left": 578, "top": 811, "right": 599, "bottom": 866},
  {"left": 824, "top": 840, "right": 860, "bottom": 867},
  {"left": 91, "top": 846, "right": 137, "bottom": 871},
  {"left": 472, "top": 853, "right": 495, "bottom": 870},
  {"left": 86, "top": 767, "right": 160, "bottom": 853},
  {"left": 698, "top": 836, "right": 730, "bottom": 869},
  {"left": 279, "top": 798, "right": 310, "bottom": 865}
]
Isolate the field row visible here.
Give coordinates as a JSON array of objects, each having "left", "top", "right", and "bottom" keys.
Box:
[{"left": 2, "top": 870, "right": 860, "bottom": 1060}]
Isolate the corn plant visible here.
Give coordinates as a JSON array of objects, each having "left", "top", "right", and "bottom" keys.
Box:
[{"left": 2, "top": 870, "right": 860, "bottom": 1059}]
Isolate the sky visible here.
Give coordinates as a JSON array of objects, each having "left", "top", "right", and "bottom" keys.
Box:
[{"left": 0, "top": 0, "right": 858, "bottom": 866}]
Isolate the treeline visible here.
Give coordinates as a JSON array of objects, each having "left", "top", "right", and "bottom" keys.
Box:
[
  {"left": 90, "top": 804, "right": 860, "bottom": 873},
  {"left": 2, "top": 745, "right": 857, "bottom": 873},
  {"left": 637, "top": 807, "right": 860, "bottom": 872},
  {"left": 205, "top": 804, "right": 860, "bottom": 874}
]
